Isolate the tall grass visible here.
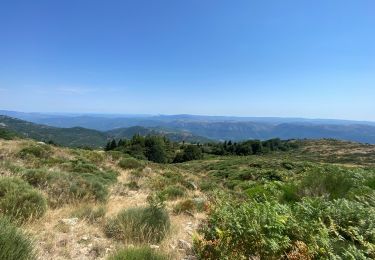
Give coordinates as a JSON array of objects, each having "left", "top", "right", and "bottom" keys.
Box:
[
  {"left": 0, "top": 217, "right": 36, "bottom": 260},
  {"left": 0, "top": 177, "right": 47, "bottom": 222},
  {"left": 104, "top": 206, "right": 170, "bottom": 243},
  {"left": 108, "top": 247, "right": 167, "bottom": 260}
]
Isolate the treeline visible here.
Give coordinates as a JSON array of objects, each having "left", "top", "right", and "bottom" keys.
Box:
[
  {"left": 105, "top": 135, "right": 297, "bottom": 163},
  {"left": 105, "top": 135, "right": 203, "bottom": 163},
  {"left": 204, "top": 138, "right": 297, "bottom": 156}
]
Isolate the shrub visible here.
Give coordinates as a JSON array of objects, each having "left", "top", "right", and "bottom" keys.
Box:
[
  {"left": 173, "top": 199, "right": 195, "bottom": 214},
  {"left": 0, "top": 217, "right": 36, "bottom": 260},
  {"left": 0, "top": 177, "right": 47, "bottom": 222},
  {"left": 160, "top": 185, "right": 186, "bottom": 200},
  {"left": 104, "top": 206, "right": 170, "bottom": 243},
  {"left": 174, "top": 145, "right": 203, "bottom": 163},
  {"left": 18, "top": 144, "right": 51, "bottom": 159},
  {"left": 195, "top": 194, "right": 375, "bottom": 259},
  {"left": 0, "top": 128, "right": 17, "bottom": 140},
  {"left": 299, "top": 167, "right": 355, "bottom": 199},
  {"left": 108, "top": 247, "right": 167, "bottom": 260},
  {"left": 125, "top": 181, "right": 140, "bottom": 191},
  {"left": 22, "top": 169, "right": 117, "bottom": 207},
  {"left": 71, "top": 204, "right": 106, "bottom": 223},
  {"left": 118, "top": 158, "right": 143, "bottom": 170}
]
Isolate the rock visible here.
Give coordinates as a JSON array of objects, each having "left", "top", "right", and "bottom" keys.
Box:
[
  {"left": 190, "top": 182, "right": 198, "bottom": 190},
  {"left": 143, "top": 167, "right": 152, "bottom": 174},
  {"left": 59, "top": 218, "right": 79, "bottom": 226},
  {"left": 80, "top": 235, "right": 90, "bottom": 241},
  {"left": 37, "top": 141, "right": 46, "bottom": 145},
  {"left": 178, "top": 239, "right": 192, "bottom": 252},
  {"left": 150, "top": 245, "right": 160, "bottom": 249}
]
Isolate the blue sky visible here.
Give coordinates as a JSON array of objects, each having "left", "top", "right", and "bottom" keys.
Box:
[{"left": 0, "top": 0, "right": 374, "bottom": 120}]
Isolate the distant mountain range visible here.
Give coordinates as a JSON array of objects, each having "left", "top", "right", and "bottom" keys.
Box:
[
  {"left": 0, "top": 115, "right": 210, "bottom": 147},
  {"left": 1, "top": 110, "right": 375, "bottom": 144}
]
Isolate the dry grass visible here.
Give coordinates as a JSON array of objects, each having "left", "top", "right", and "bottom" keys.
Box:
[{"left": 0, "top": 139, "right": 207, "bottom": 260}]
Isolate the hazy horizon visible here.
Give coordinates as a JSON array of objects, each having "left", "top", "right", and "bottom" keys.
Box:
[
  {"left": 2, "top": 109, "right": 375, "bottom": 124},
  {"left": 1, "top": 1, "right": 374, "bottom": 120}
]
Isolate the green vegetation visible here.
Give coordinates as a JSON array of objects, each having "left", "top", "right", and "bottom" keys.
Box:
[
  {"left": 191, "top": 160, "right": 375, "bottom": 259},
  {"left": 104, "top": 196, "right": 170, "bottom": 243},
  {"left": 18, "top": 144, "right": 51, "bottom": 159},
  {"left": 1, "top": 132, "right": 375, "bottom": 259},
  {"left": 22, "top": 165, "right": 117, "bottom": 207},
  {"left": 108, "top": 247, "right": 168, "bottom": 260},
  {"left": 0, "top": 128, "right": 17, "bottom": 140},
  {"left": 160, "top": 185, "right": 186, "bottom": 200},
  {"left": 0, "top": 217, "right": 36, "bottom": 260},
  {"left": 0, "top": 177, "right": 47, "bottom": 222},
  {"left": 118, "top": 157, "right": 144, "bottom": 169}
]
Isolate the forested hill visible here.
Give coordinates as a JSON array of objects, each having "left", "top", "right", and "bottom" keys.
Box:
[
  {"left": 0, "top": 115, "right": 210, "bottom": 147},
  {"left": 1, "top": 111, "right": 375, "bottom": 144}
]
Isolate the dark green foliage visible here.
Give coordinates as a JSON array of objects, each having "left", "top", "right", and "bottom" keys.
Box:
[
  {"left": 0, "top": 177, "right": 47, "bottom": 222},
  {"left": 118, "top": 158, "right": 143, "bottom": 169},
  {"left": 195, "top": 195, "right": 375, "bottom": 259},
  {"left": 174, "top": 145, "right": 203, "bottom": 163},
  {"left": 108, "top": 247, "right": 167, "bottom": 260},
  {"left": 206, "top": 138, "right": 295, "bottom": 156},
  {"left": 0, "top": 128, "right": 17, "bottom": 140},
  {"left": 104, "top": 206, "right": 170, "bottom": 243},
  {"left": 0, "top": 217, "right": 36, "bottom": 260}
]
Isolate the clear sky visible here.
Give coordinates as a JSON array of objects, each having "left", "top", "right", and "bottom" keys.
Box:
[{"left": 0, "top": 0, "right": 374, "bottom": 120}]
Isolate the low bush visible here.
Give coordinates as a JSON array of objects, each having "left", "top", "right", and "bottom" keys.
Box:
[
  {"left": 125, "top": 181, "right": 140, "bottom": 191},
  {"left": 108, "top": 246, "right": 167, "bottom": 260},
  {"left": 104, "top": 206, "right": 170, "bottom": 243},
  {"left": 160, "top": 185, "right": 186, "bottom": 200},
  {"left": 0, "top": 217, "right": 36, "bottom": 260},
  {"left": 118, "top": 158, "right": 144, "bottom": 170},
  {"left": 194, "top": 194, "right": 375, "bottom": 259},
  {"left": 22, "top": 168, "right": 117, "bottom": 207},
  {"left": 0, "top": 177, "right": 47, "bottom": 222},
  {"left": 0, "top": 128, "right": 17, "bottom": 140},
  {"left": 173, "top": 199, "right": 195, "bottom": 214},
  {"left": 18, "top": 144, "right": 51, "bottom": 159}
]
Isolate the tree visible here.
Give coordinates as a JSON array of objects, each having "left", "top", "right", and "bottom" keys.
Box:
[{"left": 174, "top": 145, "right": 203, "bottom": 163}]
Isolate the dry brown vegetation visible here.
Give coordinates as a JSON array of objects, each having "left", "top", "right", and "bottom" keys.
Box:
[{"left": 0, "top": 139, "right": 207, "bottom": 260}]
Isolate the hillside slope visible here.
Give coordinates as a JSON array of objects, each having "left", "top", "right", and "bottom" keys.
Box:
[
  {"left": 2, "top": 111, "right": 375, "bottom": 144},
  {"left": 0, "top": 115, "right": 209, "bottom": 147}
]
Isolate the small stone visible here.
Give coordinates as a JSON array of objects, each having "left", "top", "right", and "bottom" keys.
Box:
[
  {"left": 178, "top": 239, "right": 192, "bottom": 252},
  {"left": 59, "top": 218, "right": 79, "bottom": 226},
  {"left": 150, "top": 245, "right": 160, "bottom": 249},
  {"left": 143, "top": 167, "right": 152, "bottom": 174}
]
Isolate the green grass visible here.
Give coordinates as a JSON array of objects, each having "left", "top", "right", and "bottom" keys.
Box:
[
  {"left": 22, "top": 167, "right": 117, "bottom": 207},
  {"left": 108, "top": 247, "right": 168, "bottom": 260},
  {"left": 104, "top": 206, "right": 170, "bottom": 243},
  {"left": 0, "top": 177, "right": 47, "bottom": 222},
  {"left": 118, "top": 158, "right": 144, "bottom": 170},
  {"left": 0, "top": 217, "right": 36, "bottom": 260},
  {"left": 18, "top": 144, "right": 51, "bottom": 159},
  {"left": 160, "top": 185, "right": 186, "bottom": 200}
]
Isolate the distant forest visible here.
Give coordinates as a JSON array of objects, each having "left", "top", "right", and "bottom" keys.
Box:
[{"left": 105, "top": 135, "right": 297, "bottom": 163}]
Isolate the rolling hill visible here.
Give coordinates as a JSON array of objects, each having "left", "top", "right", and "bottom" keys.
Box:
[{"left": 0, "top": 115, "right": 210, "bottom": 147}]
